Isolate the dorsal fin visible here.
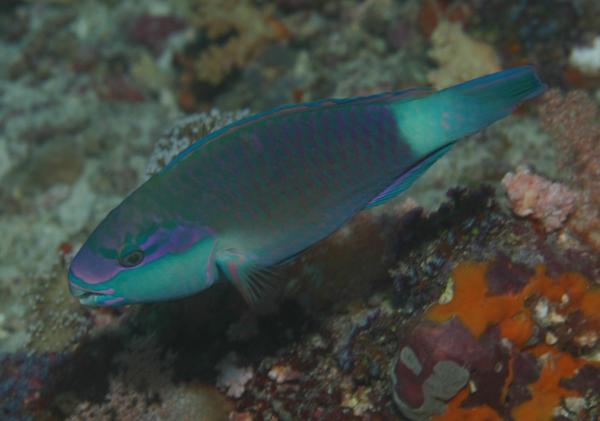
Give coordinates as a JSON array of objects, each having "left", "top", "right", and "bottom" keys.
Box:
[
  {"left": 366, "top": 143, "right": 454, "bottom": 208},
  {"left": 163, "top": 87, "right": 432, "bottom": 173}
]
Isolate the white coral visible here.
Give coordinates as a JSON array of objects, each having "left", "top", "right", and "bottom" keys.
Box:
[
  {"left": 215, "top": 352, "right": 253, "bottom": 398},
  {"left": 569, "top": 36, "right": 600, "bottom": 75}
]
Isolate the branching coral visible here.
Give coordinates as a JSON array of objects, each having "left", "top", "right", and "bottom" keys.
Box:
[
  {"left": 186, "top": 0, "right": 284, "bottom": 85},
  {"left": 427, "top": 21, "right": 500, "bottom": 89}
]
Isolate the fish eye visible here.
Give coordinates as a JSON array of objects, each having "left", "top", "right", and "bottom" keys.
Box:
[{"left": 119, "top": 249, "right": 144, "bottom": 268}]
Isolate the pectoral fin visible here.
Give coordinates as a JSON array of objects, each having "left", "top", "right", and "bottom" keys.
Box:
[{"left": 216, "top": 248, "right": 279, "bottom": 307}]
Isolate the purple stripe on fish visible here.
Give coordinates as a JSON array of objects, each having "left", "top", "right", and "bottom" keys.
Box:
[
  {"left": 105, "top": 297, "right": 125, "bottom": 306},
  {"left": 71, "top": 225, "right": 214, "bottom": 284}
]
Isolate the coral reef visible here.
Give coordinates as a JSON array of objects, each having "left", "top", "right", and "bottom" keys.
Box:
[
  {"left": 467, "top": 0, "right": 598, "bottom": 86},
  {"left": 67, "top": 335, "right": 232, "bottom": 420},
  {"left": 1, "top": 0, "right": 599, "bottom": 419},
  {"left": 24, "top": 267, "right": 92, "bottom": 353},
  {"left": 3, "top": 182, "right": 600, "bottom": 420},
  {"left": 174, "top": 0, "right": 287, "bottom": 109},
  {"left": 189, "top": 0, "right": 283, "bottom": 85},
  {"left": 393, "top": 259, "right": 600, "bottom": 420},
  {"left": 539, "top": 89, "right": 600, "bottom": 250},
  {"left": 0, "top": 352, "right": 67, "bottom": 421},
  {"left": 128, "top": 14, "right": 186, "bottom": 55}
]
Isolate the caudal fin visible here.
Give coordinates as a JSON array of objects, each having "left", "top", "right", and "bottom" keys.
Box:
[{"left": 393, "top": 66, "right": 546, "bottom": 155}]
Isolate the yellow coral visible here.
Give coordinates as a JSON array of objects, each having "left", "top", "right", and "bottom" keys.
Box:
[
  {"left": 189, "top": 0, "right": 282, "bottom": 85},
  {"left": 427, "top": 21, "right": 501, "bottom": 89}
]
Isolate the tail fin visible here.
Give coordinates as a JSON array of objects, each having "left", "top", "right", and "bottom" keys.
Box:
[{"left": 392, "top": 66, "right": 546, "bottom": 155}]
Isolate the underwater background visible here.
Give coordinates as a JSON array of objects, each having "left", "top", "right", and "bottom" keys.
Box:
[{"left": 0, "top": 0, "right": 599, "bottom": 420}]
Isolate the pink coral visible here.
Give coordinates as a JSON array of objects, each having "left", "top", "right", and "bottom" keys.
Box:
[
  {"left": 502, "top": 166, "right": 578, "bottom": 232},
  {"left": 539, "top": 89, "right": 600, "bottom": 249},
  {"left": 540, "top": 90, "right": 600, "bottom": 193}
]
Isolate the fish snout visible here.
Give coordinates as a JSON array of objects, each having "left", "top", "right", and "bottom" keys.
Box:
[{"left": 68, "top": 271, "right": 125, "bottom": 306}]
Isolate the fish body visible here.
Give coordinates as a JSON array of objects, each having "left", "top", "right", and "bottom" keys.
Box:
[{"left": 68, "top": 67, "right": 545, "bottom": 306}]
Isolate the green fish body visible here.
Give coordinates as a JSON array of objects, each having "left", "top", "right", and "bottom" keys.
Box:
[{"left": 68, "top": 67, "right": 544, "bottom": 306}]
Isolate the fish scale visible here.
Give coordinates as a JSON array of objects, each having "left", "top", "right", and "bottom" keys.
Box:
[
  {"left": 168, "top": 101, "right": 423, "bottom": 255},
  {"left": 68, "top": 67, "right": 545, "bottom": 306}
]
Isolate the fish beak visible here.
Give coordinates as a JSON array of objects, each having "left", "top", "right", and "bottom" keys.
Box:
[
  {"left": 72, "top": 288, "right": 125, "bottom": 306},
  {"left": 68, "top": 272, "right": 126, "bottom": 307}
]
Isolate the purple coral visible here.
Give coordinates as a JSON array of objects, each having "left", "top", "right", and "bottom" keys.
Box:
[{"left": 391, "top": 319, "right": 510, "bottom": 420}]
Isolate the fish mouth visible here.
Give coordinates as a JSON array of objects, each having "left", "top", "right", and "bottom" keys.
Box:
[{"left": 69, "top": 280, "right": 125, "bottom": 307}]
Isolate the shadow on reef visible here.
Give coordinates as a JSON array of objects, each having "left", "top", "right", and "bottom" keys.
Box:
[
  {"left": 391, "top": 185, "right": 504, "bottom": 312},
  {"left": 36, "top": 284, "right": 314, "bottom": 418}
]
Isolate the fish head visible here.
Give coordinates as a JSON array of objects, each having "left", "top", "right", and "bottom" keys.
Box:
[{"left": 68, "top": 202, "right": 217, "bottom": 306}]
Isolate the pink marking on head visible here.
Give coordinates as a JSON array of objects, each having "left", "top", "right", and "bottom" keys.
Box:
[
  {"left": 69, "top": 282, "right": 115, "bottom": 295},
  {"left": 204, "top": 242, "right": 217, "bottom": 287},
  {"left": 70, "top": 246, "right": 124, "bottom": 284},
  {"left": 227, "top": 262, "right": 239, "bottom": 282},
  {"left": 105, "top": 297, "right": 125, "bottom": 306}
]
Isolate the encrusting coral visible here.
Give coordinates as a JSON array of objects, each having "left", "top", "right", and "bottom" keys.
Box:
[{"left": 392, "top": 259, "right": 600, "bottom": 420}]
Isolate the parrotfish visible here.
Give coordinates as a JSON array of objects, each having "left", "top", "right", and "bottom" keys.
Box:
[{"left": 68, "top": 67, "right": 544, "bottom": 307}]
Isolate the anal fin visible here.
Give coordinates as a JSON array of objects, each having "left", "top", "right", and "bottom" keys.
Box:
[{"left": 366, "top": 143, "right": 455, "bottom": 208}]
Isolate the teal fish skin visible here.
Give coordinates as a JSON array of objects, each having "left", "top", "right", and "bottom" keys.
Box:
[
  {"left": 165, "top": 101, "right": 410, "bottom": 262},
  {"left": 68, "top": 67, "right": 545, "bottom": 306}
]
